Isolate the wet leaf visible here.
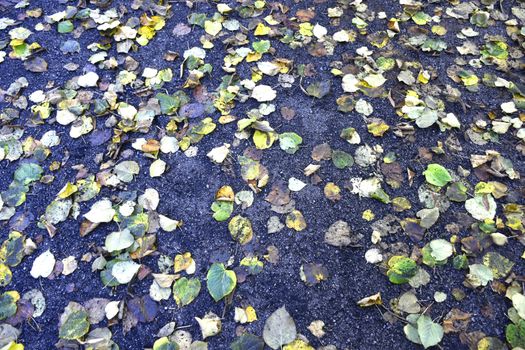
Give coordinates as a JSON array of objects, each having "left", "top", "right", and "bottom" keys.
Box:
[{"left": 206, "top": 263, "right": 236, "bottom": 302}]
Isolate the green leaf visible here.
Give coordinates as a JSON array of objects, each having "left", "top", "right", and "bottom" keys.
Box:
[
  {"left": 173, "top": 277, "right": 201, "bottom": 307},
  {"left": 423, "top": 164, "right": 451, "bottom": 187},
  {"left": 332, "top": 150, "right": 353, "bottom": 169},
  {"left": 59, "top": 310, "right": 90, "bottom": 340},
  {"left": 206, "top": 263, "right": 236, "bottom": 302},
  {"left": 156, "top": 93, "right": 180, "bottom": 115},
  {"left": 1, "top": 183, "right": 27, "bottom": 207},
  {"left": 0, "top": 231, "right": 25, "bottom": 267},
  {"left": 211, "top": 201, "right": 234, "bottom": 222},
  {"left": 57, "top": 21, "right": 74, "bottom": 33},
  {"left": 506, "top": 319, "right": 525, "bottom": 348},
  {"left": 416, "top": 315, "right": 443, "bottom": 349},
  {"left": 279, "top": 132, "right": 303, "bottom": 154},
  {"left": 231, "top": 333, "right": 265, "bottom": 350},
  {"left": 387, "top": 256, "right": 418, "bottom": 284},
  {"left": 0, "top": 291, "right": 18, "bottom": 320},
  {"left": 14, "top": 162, "right": 43, "bottom": 185},
  {"left": 188, "top": 13, "right": 206, "bottom": 27},
  {"left": 252, "top": 40, "right": 270, "bottom": 53},
  {"left": 482, "top": 41, "right": 508, "bottom": 59},
  {"left": 153, "top": 337, "right": 180, "bottom": 350}
]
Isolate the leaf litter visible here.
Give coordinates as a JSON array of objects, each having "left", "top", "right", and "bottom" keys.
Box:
[{"left": 0, "top": 0, "right": 524, "bottom": 349}]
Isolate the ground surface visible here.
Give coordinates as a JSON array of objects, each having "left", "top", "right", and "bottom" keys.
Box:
[{"left": 0, "top": 0, "right": 524, "bottom": 349}]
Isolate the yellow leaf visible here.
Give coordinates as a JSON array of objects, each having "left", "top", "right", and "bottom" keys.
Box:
[
  {"left": 367, "top": 121, "right": 390, "bottom": 137},
  {"left": 216, "top": 186, "right": 235, "bottom": 201},
  {"left": 431, "top": 25, "right": 447, "bottom": 36},
  {"left": 362, "top": 209, "right": 375, "bottom": 221},
  {"left": 253, "top": 130, "right": 277, "bottom": 150},
  {"left": 286, "top": 210, "right": 307, "bottom": 231},
  {"left": 228, "top": 215, "right": 253, "bottom": 245},
  {"left": 254, "top": 23, "right": 271, "bottom": 36},
  {"left": 174, "top": 252, "right": 195, "bottom": 274},
  {"left": 204, "top": 20, "right": 222, "bottom": 36},
  {"left": 57, "top": 182, "right": 78, "bottom": 199},
  {"left": 6, "top": 290, "right": 20, "bottom": 302},
  {"left": 251, "top": 69, "right": 263, "bottom": 82},
  {"left": 1, "top": 342, "right": 24, "bottom": 350},
  {"left": 283, "top": 339, "right": 314, "bottom": 350},
  {"left": 0, "top": 263, "right": 12, "bottom": 287},
  {"left": 324, "top": 182, "right": 341, "bottom": 202},
  {"left": 299, "top": 23, "right": 313, "bottom": 36},
  {"left": 357, "top": 292, "right": 382, "bottom": 307},
  {"left": 418, "top": 70, "right": 430, "bottom": 84},
  {"left": 246, "top": 51, "right": 262, "bottom": 62},
  {"left": 245, "top": 306, "right": 257, "bottom": 322}
]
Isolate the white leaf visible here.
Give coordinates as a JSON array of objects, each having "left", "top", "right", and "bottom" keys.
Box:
[
  {"left": 252, "top": 85, "right": 276, "bottom": 102},
  {"left": 105, "top": 301, "right": 120, "bottom": 319},
  {"left": 195, "top": 312, "right": 221, "bottom": 339},
  {"left": 61, "top": 256, "right": 78, "bottom": 276},
  {"left": 160, "top": 136, "right": 179, "bottom": 153},
  {"left": 159, "top": 215, "right": 181, "bottom": 232},
  {"left": 207, "top": 144, "right": 230, "bottom": 164},
  {"left": 111, "top": 260, "right": 140, "bottom": 284},
  {"left": 150, "top": 159, "right": 166, "bottom": 177},
  {"left": 105, "top": 229, "right": 134, "bottom": 253},
  {"left": 138, "top": 188, "right": 160, "bottom": 211},
  {"left": 263, "top": 306, "right": 297, "bottom": 349},
  {"left": 30, "top": 250, "right": 56, "bottom": 278},
  {"left": 84, "top": 199, "right": 115, "bottom": 223},
  {"left": 78, "top": 71, "right": 99, "bottom": 87},
  {"left": 288, "top": 177, "right": 306, "bottom": 192},
  {"left": 465, "top": 194, "right": 496, "bottom": 221},
  {"left": 342, "top": 74, "right": 359, "bottom": 93}
]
